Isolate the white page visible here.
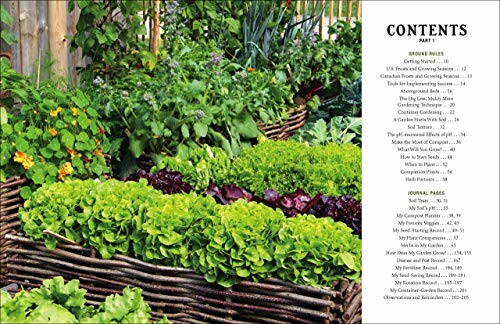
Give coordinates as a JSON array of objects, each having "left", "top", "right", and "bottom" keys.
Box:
[{"left": 363, "top": 1, "right": 499, "bottom": 323}]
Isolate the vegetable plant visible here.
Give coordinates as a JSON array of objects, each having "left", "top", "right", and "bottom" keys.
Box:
[
  {"left": 0, "top": 276, "right": 169, "bottom": 323},
  {"left": 227, "top": 140, "right": 362, "bottom": 200},
  {"left": 19, "top": 179, "right": 361, "bottom": 287}
]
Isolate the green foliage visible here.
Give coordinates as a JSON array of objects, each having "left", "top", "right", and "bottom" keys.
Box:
[
  {"left": 190, "top": 201, "right": 285, "bottom": 287},
  {"left": 227, "top": 141, "right": 362, "bottom": 200},
  {"left": 314, "top": 78, "right": 362, "bottom": 120},
  {"left": 182, "top": 0, "right": 249, "bottom": 58},
  {"left": 87, "top": 39, "right": 293, "bottom": 174},
  {"left": 0, "top": 276, "right": 168, "bottom": 323},
  {"left": 1, "top": 4, "right": 17, "bottom": 45},
  {"left": 68, "top": 0, "right": 150, "bottom": 81},
  {"left": 292, "top": 117, "right": 362, "bottom": 147},
  {"left": 293, "top": 79, "right": 362, "bottom": 146},
  {"left": 135, "top": 192, "right": 220, "bottom": 269},
  {"left": 153, "top": 145, "right": 231, "bottom": 191},
  {"left": 0, "top": 59, "right": 110, "bottom": 189},
  {"left": 20, "top": 179, "right": 164, "bottom": 256},
  {"left": 80, "top": 287, "right": 153, "bottom": 323},
  {"left": 20, "top": 179, "right": 361, "bottom": 287},
  {"left": 279, "top": 20, "right": 362, "bottom": 92},
  {"left": 277, "top": 215, "right": 362, "bottom": 284}
]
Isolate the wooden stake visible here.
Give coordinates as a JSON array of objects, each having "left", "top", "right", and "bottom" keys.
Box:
[
  {"left": 47, "top": 0, "right": 68, "bottom": 78},
  {"left": 152, "top": 0, "right": 160, "bottom": 54},
  {"left": 357, "top": 0, "right": 362, "bottom": 20},
  {"left": 347, "top": 0, "right": 353, "bottom": 22}
]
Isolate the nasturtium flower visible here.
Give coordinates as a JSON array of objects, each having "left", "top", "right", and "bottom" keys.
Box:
[
  {"left": 71, "top": 120, "right": 77, "bottom": 126},
  {"left": 49, "top": 128, "right": 58, "bottom": 137},
  {"left": 33, "top": 110, "right": 38, "bottom": 115},
  {"left": 271, "top": 77, "right": 277, "bottom": 84},
  {"left": 70, "top": 107, "right": 79, "bottom": 116},
  {"left": 57, "top": 162, "right": 73, "bottom": 180},
  {"left": 13, "top": 151, "right": 35, "bottom": 170},
  {"left": 50, "top": 107, "right": 63, "bottom": 117},
  {"left": 247, "top": 67, "right": 255, "bottom": 72},
  {"left": 93, "top": 149, "right": 103, "bottom": 156},
  {"left": 66, "top": 147, "right": 81, "bottom": 159}
]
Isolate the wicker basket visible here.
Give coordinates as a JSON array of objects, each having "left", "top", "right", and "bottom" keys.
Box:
[
  {"left": 257, "top": 104, "right": 308, "bottom": 140},
  {"left": 5, "top": 233, "right": 361, "bottom": 323},
  {"left": 0, "top": 176, "right": 27, "bottom": 284}
]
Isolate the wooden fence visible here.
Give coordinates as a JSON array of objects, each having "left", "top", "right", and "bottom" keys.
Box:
[
  {"left": 0, "top": 0, "right": 83, "bottom": 84},
  {"left": 0, "top": 0, "right": 361, "bottom": 82}
]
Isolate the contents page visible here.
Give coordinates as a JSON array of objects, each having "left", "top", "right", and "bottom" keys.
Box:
[{"left": 363, "top": 1, "right": 499, "bottom": 323}]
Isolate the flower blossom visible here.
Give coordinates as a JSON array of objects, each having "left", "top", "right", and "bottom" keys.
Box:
[
  {"left": 13, "top": 151, "right": 35, "bottom": 170},
  {"left": 57, "top": 162, "right": 74, "bottom": 180},
  {"left": 50, "top": 107, "right": 63, "bottom": 117},
  {"left": 49, "top": 128, "right": 58, "bottom": 137},
  {"left": 71, "top": 107, "right": 79, "bottom": 116}
]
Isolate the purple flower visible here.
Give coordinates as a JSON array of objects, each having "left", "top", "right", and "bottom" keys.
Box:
[{"left": 208, "top": 52, "right": 222, "bottom": 66}]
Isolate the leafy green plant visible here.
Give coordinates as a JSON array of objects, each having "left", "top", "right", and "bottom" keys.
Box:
[
  {"left": 227, "top": 140, "right": 361, "bottom": 200},
  {"left": 134, "top": 191, "right": 220, "bottom": 269},
  {"left": 87, "top": 39, "right": 293, "bottom": 175},
  {"left": 0, "top": 4, "right": 17, "bottom": 45},
  {"left": 313, "top": 78, "right": 362, "bottom": 120},
  {"left": 182, "top": 0, "right": 248, "bottom": 58},
  {"left": 293, "top": 78, "right": 362, "bottom": 146},
  {"left": 68, "top": 0, "right": 150, "bottom": 81},
  {"left": 0, "top": 276, "right": 168, "bottom": 323},
  {"left": 292, "top": 117, "right": 362, "bottom": 146},
  {"left": 20, "top": 179, "right": 164, "bottom": 257},
  {"left": 0, "top": 59, "right": 110, "bottom": 195},
  {"left": 190, "top": 200, "right": 285, "bottom": 287},
  {"left": 278, "top": 20, "right": 361, "bottom": 100},
  {"left": 276, "top": 215, "right": 361, "bottom": 285},
  {"left": 20, "top": 179, "right": 361, "bottom": 287},
  {"left": 153, "top": 145, "right": 231, "bottom": 191}
]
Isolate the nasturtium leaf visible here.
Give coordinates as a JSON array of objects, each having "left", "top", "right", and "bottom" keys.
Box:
[{"left": 193, "top": 122, "right": 208, "bottom": 138}]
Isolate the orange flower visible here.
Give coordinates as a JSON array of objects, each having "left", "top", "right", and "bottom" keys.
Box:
[
  {"left": 66, "top": 147, "right": 81, "bottom": 159},
  {"left": 71, "top": 107, "right": 79, "bottom": 116},
  {"left": 247, "top": 67, "right": 255, "bottom": 72},
  {"left": 13, "top": 151, "right": 35, "bottom": 170},
  {"left": 57, "top": 162, "right": 73, "bottom": 180},
  {"left": 93, "top": 149, "right": 103, "bottom": 156},
  {"left": 50, "top": 107, "right": 63, "bottom": 117},
  {"left": 49, "top": 128, "right": 58, "bottom": 137}
]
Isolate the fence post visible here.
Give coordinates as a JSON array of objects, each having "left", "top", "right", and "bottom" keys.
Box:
[
  {"left": 151, "top": 0, "right": 160, "bottom": 54},
  {"left": 357, "top": 0, "right": 362, "bottom": 20},
  {"left": 47, "top": 0, "right": 68, "bottom": 79},
  {"left": 347, "top": 0, "right": 352, "bottom": 22}
]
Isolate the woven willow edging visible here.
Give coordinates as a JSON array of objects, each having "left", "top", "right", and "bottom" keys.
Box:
[
  {"left": 0, "top": 176, "right": 27, "bottom": 284},
  {"left": 5, "top": 234, "right": 361, "bottom": 323},
  {"left": 257, "top": 104, "right": 308, "bottom": 140}
]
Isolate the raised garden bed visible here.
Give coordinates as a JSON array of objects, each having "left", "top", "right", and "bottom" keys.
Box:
[
  {"left": 257, "top": 104, "right": 308, "bottom": 140},
  {"left": 5, "top": 234, "right": 361, "bottom": 323},
  {"left": 0, "top": 176, "right": 27, "bottom": 285}
]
